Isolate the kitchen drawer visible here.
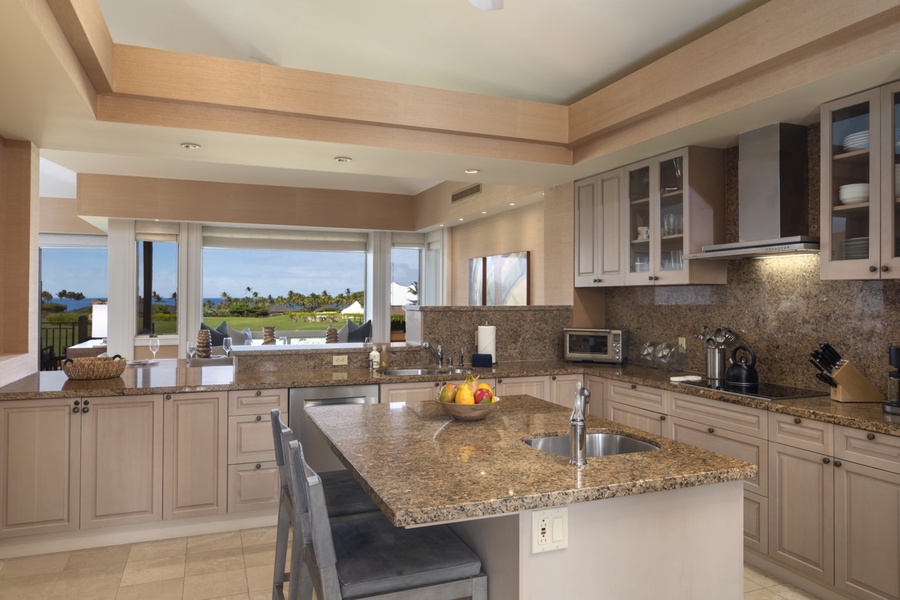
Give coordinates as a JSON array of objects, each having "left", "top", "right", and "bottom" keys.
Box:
[
  {"left": 605, "top": 400, "right": 667, "bottom": 437},
  {"left": 744, "top": 491, "right": 768, "bottom": 554},
  {"left": 669, "top": 392, "right": 766, "bottom": 438},
  {"left": 227, "top": 389, "right": 287, "bottom": 416},
  {"left": 606, "top": 380, "right": 668, "bottom": 413},
  {"left": 769, "top": 412, "right": 833, "bottom": 455},
  {"left": 228, "top": 415, "right": 277, "bottom": 464},
  {"left": 669, "top": 416, "right": 767, "bottom": 495},
  {"left": 835, "top": 425, "right": 900, "bottom": 473},
  {"left": 227, "top": 461, "right": 279, "bottom": 513}
]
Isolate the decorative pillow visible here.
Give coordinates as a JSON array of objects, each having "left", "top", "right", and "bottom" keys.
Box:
[
  {"left": 348, "top": 320, "right": 372, "bottom": 343},
  {"left": 226, "top": 325, "right": 250, "bottom": 345},
  {"left": 201, "top": 322, "right": 227, "bottom": 346},
  {"left": 338, "top": 320, "right": 357, "bottom": 344}
]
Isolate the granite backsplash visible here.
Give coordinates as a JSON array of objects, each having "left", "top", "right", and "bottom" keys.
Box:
[{"left": 605, "top": 124, "right": 900, "bottom": 396}]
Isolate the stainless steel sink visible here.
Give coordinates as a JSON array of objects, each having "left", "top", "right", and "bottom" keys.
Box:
[
  {"left": 376, "top": 367, "right": 473, "bottom": 377},
  {"left": 524, "top": 433, "right": 659, "bottom": 457}
]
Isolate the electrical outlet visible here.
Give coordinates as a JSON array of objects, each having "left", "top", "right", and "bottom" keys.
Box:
[
  {"left": 332, "top": 355, "right": 348, "bottom": 366},
  {"left": 678, "top": 336, "right": 687, "bottom": 350},
  {"left": 531, "top": 507, "right": 567, "bottom": 553}
]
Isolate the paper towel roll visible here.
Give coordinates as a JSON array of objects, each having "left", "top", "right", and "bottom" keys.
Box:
[{"left": 477, "top": 325, "right": 497, "bottom": 364}]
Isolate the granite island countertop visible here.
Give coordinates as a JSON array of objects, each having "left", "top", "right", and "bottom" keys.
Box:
[
  {"left": 305, "top": 394, "right": 756, "bottom": 527},
  {"left": 1, "top": 358, "right": 897, "bottom": 435}
]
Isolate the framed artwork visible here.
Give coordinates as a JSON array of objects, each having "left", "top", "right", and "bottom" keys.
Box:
[
  {"left": 485, "top": 251, "right": 530, "bottom": 306},
  {"left": 468, "top": 257, "right": 485, "bottom": 306}
]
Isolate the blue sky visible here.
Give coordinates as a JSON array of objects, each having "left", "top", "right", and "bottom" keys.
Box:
[{"left": 41, "top": 245, "right": 420, "bottom": 299}]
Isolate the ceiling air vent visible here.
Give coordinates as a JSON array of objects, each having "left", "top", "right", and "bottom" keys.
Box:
[{"left": 452, "top": 184, "right": 482, "bottom": 203}]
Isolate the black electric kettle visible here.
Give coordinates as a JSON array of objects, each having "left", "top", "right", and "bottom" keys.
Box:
[{"left": 725, "top": 346, "right": 758, "bottom": 387}]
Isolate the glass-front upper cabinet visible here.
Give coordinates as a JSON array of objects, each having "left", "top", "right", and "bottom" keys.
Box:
[
  {"left": 821, "top": 81, "right": 900, "bottom": 280},
  {"left": 624, "top": 147, "right": 726, "bottom": 286},
  {"left": 625, "top": 161, "right": 653, "bottom": 283}
]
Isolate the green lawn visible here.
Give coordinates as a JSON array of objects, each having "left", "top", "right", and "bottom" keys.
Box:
[{"left": 202, "top": 315, "right": 356, "bottom": 333}]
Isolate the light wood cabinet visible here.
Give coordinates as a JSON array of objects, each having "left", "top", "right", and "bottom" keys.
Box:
[
  {"left": 495, "top": 376, "right": 550, "bottom": 401},
  {"left": 833, "top": 426, "right": 900, "bottom": 600},
  {"left": 548, "top": 374, "right": 583, "bottom": 409},
  {"left": 821, "top": 81, "right": 900, "bottom": 280},
  {"left": 226, "top": 388, "right": 285, "bottom": 513},
  {"left": 623, "top": 147, "right": 726, "bottom": 286},
  {"left": 0, "top": 398, "right": 81, "bottom": 538},
  {"left": 163, "top": 392, "right": 226, "bottom": 519},
  {"left": 603, "top": 380, "right": 668, "bottom": 437},
  {"left": 574, "top": 170, "right": 625, "bottom": 287},
  {"left": 584, "top": 375, "right": 606, "bottom": 416},
  {"left": 81, "top": 395, "right": 164, "bottom": 529}
]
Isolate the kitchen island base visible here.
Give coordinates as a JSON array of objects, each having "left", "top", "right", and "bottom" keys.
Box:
[{"left": 450, "top": 479, "right": 744, "bottom": 600}]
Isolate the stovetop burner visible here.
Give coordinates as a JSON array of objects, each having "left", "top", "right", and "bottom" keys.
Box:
[{"left": 679, "top": 379, "right": 829, "bottom": 401}]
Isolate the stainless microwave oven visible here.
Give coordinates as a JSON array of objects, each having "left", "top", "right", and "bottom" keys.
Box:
[{"left": 563, "top": 328, "right": 626, "bottom": 364}]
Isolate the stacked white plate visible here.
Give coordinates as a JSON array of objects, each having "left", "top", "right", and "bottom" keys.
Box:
[
  {"left": 843, "top": 131, "right": 870, "bottom": 151},
  {"left": 843, "top": 237, "right": 869, "bottom": 260},
  {"left": 839, "top": 183, "right": 869, "bottom": 204}
]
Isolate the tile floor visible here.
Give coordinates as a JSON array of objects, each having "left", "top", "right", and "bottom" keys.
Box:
[{"left": 0, "top": 527, "right": 824, "bottom": 600}]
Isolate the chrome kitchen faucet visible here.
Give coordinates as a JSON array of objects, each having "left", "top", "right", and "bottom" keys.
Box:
[{"left": 569, "top": 383, "right": 591, "bottom": 467}]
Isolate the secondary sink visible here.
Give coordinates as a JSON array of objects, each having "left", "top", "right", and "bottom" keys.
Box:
[
  {"left": 376, "top": 367, "right": 472, "bottom": 377},
  {"left": 524, "top": 433, "right": 660, "bottom": 457}
]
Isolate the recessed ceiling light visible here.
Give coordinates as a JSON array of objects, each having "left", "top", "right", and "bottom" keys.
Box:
[
  {"left": 334, "top": 156, "right": 353, "bottom": 163},
  {"left": 509, "top": 202, "right": 516, "bottom": 206},
  {"left": 459, "top": 218, "right": 464, "bottom": 221},
  {"left": 180, "top": 142, "right": 201, "bottom": 150},
  {"left": 464, "top": 168, "right": 480, "bottom": 174},
  {"left": 481, "top": 211, "right": 487, "bottom": 214}
]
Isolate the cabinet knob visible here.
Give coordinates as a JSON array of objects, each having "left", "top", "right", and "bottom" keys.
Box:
[
  {"left": 660, "top": 415, "right": 666, "bottom": 421},
  {"left": 498, "top": 379, "right": 503, "bottom": 384},
  {"left": 630, "top": 384, "right": 637, "bottom": 390},
  {"left": 882, "top": 265, "right": 889, "bottom": 273},
  {"left": 794, "top": 417, "right": 801, "bottom": 424},
  {"left": 165, "top": 394, "right": 172, "bottom": 400},
  {"left": 834, "top": 460, "right": 842, "bottom": 467},
  {"left": 870, "top": 265, "right": 878, "bottom": 272},
  {"left": 256, "top": 415, "right": 262, "bottom": 422},
  {"left": 255, "top": 463, "right": 262, "bottom": 470},
  {"left": 551, "top": 375, "right": 557, "bottom": 381},
  {"left": 823, "top": 457, "right": 831, "bottom": 465},
  {"left": 72, "top": 406, "right": 80, "bottom": 414},
  {"left": 648, "top": 276, "right": 654, "bottom": 281},
  {"left": 435, "top": 382, "right": 440, "bottom": 387},
  {"left": 708, "top": 427, "right": 715, "bottom": 434},
  {"left": 256, "top": 390, "right": 262, "bottom": 396},
  {"left": 82, "top": 406, "right": 90, "bottom": 413},
  {"left": 83, "top": 400, "right": 89, "bottom": 406},
  {"left": 867, "top": 432, "right": 876, "bottom": 441}
]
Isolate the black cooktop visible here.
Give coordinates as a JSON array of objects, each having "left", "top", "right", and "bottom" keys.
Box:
[{"left": 678, "top": 380, "right": 829, "bottom": 401}]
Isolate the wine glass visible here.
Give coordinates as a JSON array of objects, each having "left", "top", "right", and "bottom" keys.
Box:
[
  {"left": 149, "top": 337, "right": 160, "bottom": 362},
  {"left": 222, "top": 337, "right": 233, "bottom": 358},
  {"left": 186, "top": 340, "right": 196, "bottom": 363}
]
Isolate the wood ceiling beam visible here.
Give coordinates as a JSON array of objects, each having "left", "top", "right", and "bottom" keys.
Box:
[{"left": 46, "top": 0, "right": 114, "bottom": 93}]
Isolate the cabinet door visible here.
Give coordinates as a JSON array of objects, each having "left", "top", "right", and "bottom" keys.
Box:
[
  {"left": 768, "top": 442, "right": 834, "bottom": 583},
  {"left": 0, "top": 399, "right": 80, "bottom": 538},
  {"left": 880, "top": 81, "right": 900, "bottom": 278},
  {"left": 655, "top": 149, "right": 688, "bottom": 284},
  {"left": 495, "top": 376, "right": 549, "bottom": 400},
  {"left": 549, "top": 374, "right": 583, "bottom": 409},
  {"left": 164, "top": 392, "right": 227, "bottom": 519},
  {"left": 381, "top": 381, "right": 441, "bottom": 403},
  {"left": 584, "top": 375, "right": 606, "bottom": 416},
  {"left": 574, "top": 171, "right": 625, "bottom": 287},
  {"left": 605, "top": 400, "right": 666, "bottom": 437},
  {"left": 835, "top": 460, "right": 900, "bottom": 600},
  {"left": 624, "top": 160, "right": 656, "bottom": 285},
  {"left": 228, "top": 414, "right": 276, "bottom": 464},
  {"left": 821, "top": 88, "right": 882, "bottom": 280},
  {"left": 81, "top": 395, "right": 163, "bottom": 529}
]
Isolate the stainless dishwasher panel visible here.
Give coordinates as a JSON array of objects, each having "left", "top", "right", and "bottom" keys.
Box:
[{"left": 288, "top": 385, "right": 379, "bottom": 473}]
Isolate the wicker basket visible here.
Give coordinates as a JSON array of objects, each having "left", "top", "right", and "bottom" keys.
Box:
[{"left": 62, "top": 355, "right": 126, "bottom": 380}]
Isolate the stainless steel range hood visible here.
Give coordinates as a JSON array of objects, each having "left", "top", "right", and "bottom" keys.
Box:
[{"left": 687, "top": 123, "right": 818, "bottom": 260}]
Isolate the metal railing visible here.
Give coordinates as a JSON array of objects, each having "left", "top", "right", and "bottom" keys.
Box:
[{"left": 40, "top": 316, "right": 89, "bottom": 370}]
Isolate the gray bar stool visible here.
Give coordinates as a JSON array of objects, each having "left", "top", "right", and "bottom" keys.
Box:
[
  {"left": 286, "top": 438, "right": 487, "bottom": 600},
  {"left": 271, "top": 408, "right": 378, "bottom": 600}
]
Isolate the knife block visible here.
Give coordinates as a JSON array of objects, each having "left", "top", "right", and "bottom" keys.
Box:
[{"left": 830, "top": 360, "right": 885, "bottom": 403}]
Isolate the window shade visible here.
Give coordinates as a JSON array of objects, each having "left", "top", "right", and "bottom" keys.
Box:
[{"left": 202, "top": 226, "right": 367, "bottom": 252}]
